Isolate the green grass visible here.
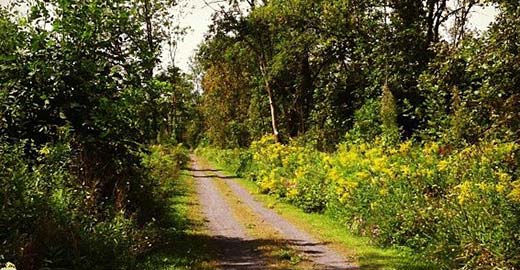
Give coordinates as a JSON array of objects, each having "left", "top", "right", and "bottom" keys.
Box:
[
  {"left": 199, "top": 155, "right": 436, "bottom": 270},
  {"left": 137, "top": 167, "right": 218, "bottom": 270}
]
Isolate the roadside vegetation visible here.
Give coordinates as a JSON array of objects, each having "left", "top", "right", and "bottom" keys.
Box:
[
  {"left": 196, "top": 155, "right": 434, "bottom": 270},
  {"left": 2, "top": 0, "right": 520, "bottom": 269},
  {"left": 138, "top": 154, "right": 219, "bottom": 270},
  {"left": 0, "top": 0, "right": 199, "bottom": 269},
  {"left": 197, "top": 137, "right": 519, "bottom": 269},
  {"left": 193, "top": 1, "right": 520, "bottom": 269}
]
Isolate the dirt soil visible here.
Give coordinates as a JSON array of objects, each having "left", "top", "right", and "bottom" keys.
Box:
[{"left": 190, "top": 156, "right": 357, "bottom": 270}]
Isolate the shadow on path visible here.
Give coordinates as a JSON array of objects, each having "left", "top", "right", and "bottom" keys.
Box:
[
  {"left": 186, "top": 168, "right": 219, "bottom": 172},
  {"left": 145, "top": 232, "right": 351, "bottom": 270},
  {"left": 189, "top": 173, "right": 239, "bottom": 179}
]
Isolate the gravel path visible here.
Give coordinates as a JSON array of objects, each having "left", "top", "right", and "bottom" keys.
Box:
[
  {"left": 192, "top": 156, "right": 357, "bottom": 270},
  {"left": 192, "top": 157, "right": 267, "bottom": 270}
]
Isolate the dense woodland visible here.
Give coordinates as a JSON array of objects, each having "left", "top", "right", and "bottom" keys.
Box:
[
  {"left": 1, "top": 0, "right": 519, "bottom": 269},
  {"left": 197, "top": 0, "right": 519, "bottom": 149}
]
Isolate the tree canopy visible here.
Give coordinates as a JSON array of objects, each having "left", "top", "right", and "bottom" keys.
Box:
[{"left": 195, "top": 0, "right": 518, "bottom": 150}]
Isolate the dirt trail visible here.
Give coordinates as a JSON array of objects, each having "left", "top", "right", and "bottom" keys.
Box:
[
  {"left": 191, "top": 157, "right": 267, "bottom": 270},
  {"left": 191, "top": 156, "right": 357, "bottom": 270}
]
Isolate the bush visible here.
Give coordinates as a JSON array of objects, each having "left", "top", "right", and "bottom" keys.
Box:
[
  {"left": 0, "top": 142, "right": 190, "bottom": 270},
  {"left": 249, "top": 135, "right": 329, "bottom": 213},
  {"left": 328, "top": 140, "right": 520, "bottom": 267},
  {"left": 195, "top": 146, "right": 251, "bottom": 177},
  {"left": 143, "top": 144, "right": 189, "bottom": 183},
  {"left": 345, "top": 99, "right": 382, "bottom": 144},
  {"left": 202, "top": 135, "right": 520, "bottom": 269}
]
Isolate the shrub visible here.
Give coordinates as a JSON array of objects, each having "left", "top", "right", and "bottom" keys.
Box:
[
  {"left": 0, "top": 142, "right": 190, "bottom": 269},
  {"left": 332, "top": 141, "right": 519, "bottom": 268},
  {"left": 143, "top": 144, "right": 189, "bottom": 183},
  {"left": 195, "top": 146, "right": 251, "bottom": 177},
  {"left": 345, "top": 99, "right": 382, "bottom": 144},
  {"left": 202, "top": 136, "right": 520, "bottom": 269}
]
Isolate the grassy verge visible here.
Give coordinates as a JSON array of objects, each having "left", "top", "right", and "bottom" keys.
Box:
[
  {"left": 199, "top": 156, "right": 435, "bottom": 270},
  {"left": 137, "top": 164, "right": 218, "bottom": 270}
]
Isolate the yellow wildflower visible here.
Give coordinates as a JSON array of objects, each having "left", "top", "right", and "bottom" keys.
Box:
[
  {"left": 287, "top": 188, "right": 299, "bottom": 199},
  {"left": 359, "top": 143, "right": 368, "bottom": 152},
  {"left": 259, "top": 177, "right": 272, "bottom": 192},
  {"left": 456, "top": 181, "right": 472, "bottom": 205},
  {"left": 399, "top": 141, "right": 412, "bottom": 154},
  {"left": 437, "top": 160, "right": 449, "bottom": 171},
  {"left": 355, "top": 171, "right": 370, "bottom": 180},
  {"left": 366, "top": 147, "right": 382, "bottom": 159},
  {"left": 459, "top": 145, "right": 476, "bottom": 158},
  {"left": 496, "top": 171, "right": 511, "bottom": 183},
  {"left": 328, "top": 169, "right": 341, "bottom": 183},
  {"left": 388, "top": 148, "right": 398, "bottom": 155},
  {"left": 338, "top": 152, "right": 355, "bottom": 166},
  {"left": 477, "top": 182, "right": 490, "bottom": 192},
  {"left": 507, "top": 180, "right": 520, "bottom": 203},
  {"left": 294, "top": 167, "right": 305, "bottom": 179},
  {"left": 345, "top": 180, "right": 359, "bottom": 190},
  {"left": 400, "top": 165, "right": 411, "bottom": 176},
  {"left": 420, "top": 168, "right": 434, "bottom": 178},
  {"left": 373, "top": 157, "right": 387, "bottom": 172},
  {"left": 282, "top": 157, "right": 290, "bottom": 167},
  {"left": 382, "top": 168, "right": 394, "bottom": 178},
  {"left": 322, "top": 155, "right": 332, "bottom": 166},
  {"left": 39, "top": 145, "right": 51, "bottom": 156},
  {"left": 424, "top": 142, "right": 439, "bottom": 155},
  {"left": 496, "top": 183, "right": 506, "bottom": 194},
  {"left": 339, "top": 193, "right": 350, "bottom": 203},
  {"left": 370, "top": 201, "right": 379, "bottom": 210}
]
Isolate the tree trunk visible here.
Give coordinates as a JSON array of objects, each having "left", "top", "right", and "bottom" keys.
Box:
[{"left": 260, "top": 60, "right": 280, "bottom": 142}]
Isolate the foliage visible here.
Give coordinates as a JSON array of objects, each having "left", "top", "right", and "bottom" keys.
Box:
[
  {"left": 195, "top": 0, "right": 503, "bottom": 148},
  {"left": 2, "top": 0, "right": 520, "bottom": 268},
  {"left": 0, "top": 139, "right": 190, "bottom": 269},
  {"left": 330, "top": 140, "right": 519, "bottom": 268},
  {"left": 142, "top": 144, "right": 190, "bottom": 183},
  {"left": 195, "top": 146, "right": 251, "bottom": 177},
  {"left": 0, "top": 0, "right": 195, "bottom": 268},
  {"left": 249, "top": 136, "right": 330, "bottom": 213},
  {"left": 380, "top": 83, "right": 400, "bottom": 145},
  {"left": 195, "top": 4, "right": 520, "bottom": 267},
  {"left": 201, "top": 135, "right": 520, "bottom": 269},
  {"left": 345, "top": 99, "right": 382, "bottom": 144}
]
